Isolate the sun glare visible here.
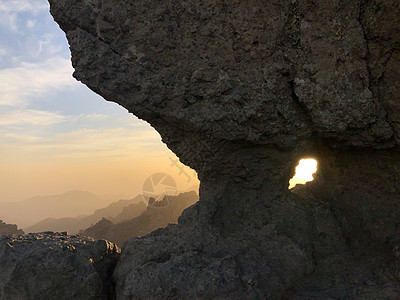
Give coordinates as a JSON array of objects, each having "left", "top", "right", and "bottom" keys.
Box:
[{"left": 289, "top": 158, "right": 318, "bottom": 189}]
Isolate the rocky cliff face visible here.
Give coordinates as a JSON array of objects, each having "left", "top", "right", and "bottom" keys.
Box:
[
  {"left": 0, "top": 232, "right": 119, "bottom": 300},
  {"left": 49, "top": 0, "right": 400, "bottom": 298},
  {"left": 0, "top": 220, "right": 24, "bottom": 235}
]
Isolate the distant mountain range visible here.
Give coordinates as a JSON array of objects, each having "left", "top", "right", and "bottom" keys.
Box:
[
  {"left": 0, "top": 191, "right": 116, "bottom": 228},
  {"left": 25, "top": 195, "right": 147, "bottom": 234},
  {"left": 80, "top": 191, "right": 199, "bottom": 246},
  {"left": 1, "top": 189, "right": 199, "bottom": 246}
]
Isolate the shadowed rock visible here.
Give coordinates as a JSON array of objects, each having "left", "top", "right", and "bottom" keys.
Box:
[
  {"left": 49, "top": 0, "right": 400, "bottom": 298},
  {"left": 0, "top": 220, "right": 24, "bottom": 236},
  {"left": 0, "top": 232, "right": 120, "bottom": 300}
]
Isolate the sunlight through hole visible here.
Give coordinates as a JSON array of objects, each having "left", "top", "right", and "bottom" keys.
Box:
[{"left": 289, "top": 158, "right": 318, "bottom": 189}]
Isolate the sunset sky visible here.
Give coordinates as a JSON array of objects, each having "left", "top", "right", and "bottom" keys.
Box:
[
  {"left": 0, "top": 0, "right": 199, "bottom": 203},
  {"left": 0, "top": 0, "right": 317, "bottom": 204}
]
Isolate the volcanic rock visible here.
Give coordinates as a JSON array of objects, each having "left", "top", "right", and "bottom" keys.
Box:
[
  {"left": 0, "top": 220, "right": 24, "bottom": 236},
  {"left": 49, "top": 0, "right": 400, "bottom": 298},
  {"left": 0, "top": 232, "right": 120, "bottom": 299}
]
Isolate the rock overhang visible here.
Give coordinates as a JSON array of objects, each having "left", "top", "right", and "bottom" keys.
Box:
[
  {"left": 49, "top": 0, "right": 400, "bottom": 178},
  {"left": 47, "top": 1, "right": 400, "bottom": 298}
]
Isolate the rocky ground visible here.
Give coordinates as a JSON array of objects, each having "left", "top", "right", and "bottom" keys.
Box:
[{"left": 0, "top": 232, "right": 119, "bottom": 300}]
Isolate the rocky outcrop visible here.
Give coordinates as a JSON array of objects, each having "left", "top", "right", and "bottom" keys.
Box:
[
  {"left": 49, "top": 0, "right": 400, "bottom": 298},
  {"left": 113, "top": 150, "right": 400, "bottom": 299},
  {"left": 80, "top": 191, "right": 198, "bottom": 246},
  {"left": 0, "top": 232, "right": 120, "bottom": 299},
  {"left": 0, "top": 220, "right": 24, "bottom": 235}
]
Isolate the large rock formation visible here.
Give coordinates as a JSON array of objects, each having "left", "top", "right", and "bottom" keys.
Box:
[
  {"left": 49, "top": 0, "right": 400, "bottom": 298},
  {"left": 0, "top": 232, "right": 120, "bottom": 299}
]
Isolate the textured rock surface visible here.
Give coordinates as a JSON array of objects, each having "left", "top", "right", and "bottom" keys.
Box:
[
  {"left": 0, "top": 220, "right": 24, "bottom": 235},
  {"left": 80, "top": 191, "right": 198, "bottom": 246},
  {"left": 49, "top": 0, "right": 400, "bottom": 298},
  {"left": 114, "top": 149, "right": 400, "bottom": 299},
  {"left": 0, "top": 232, "right": 120, "bottom": 299}
]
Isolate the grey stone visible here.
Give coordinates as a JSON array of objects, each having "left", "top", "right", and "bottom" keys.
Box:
[
  {"left": 0, "top": 220, "right": 24, "bottom": 236},
  {"left": 48, "top": 0, "right": 400, "bottom": 298},
  {"left": 0, "top": 232, "right": 120, "bottom": 300}
]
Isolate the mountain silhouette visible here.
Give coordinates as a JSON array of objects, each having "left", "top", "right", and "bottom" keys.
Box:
[
  {"left": 80, "top": 191, "right": 198, "bottom": 246},
  {"left": 26, "top": 195, "right": 146, "bottom": 234},
  {"left": 0, "top": 191, "right": 114, "bottom": 228}
]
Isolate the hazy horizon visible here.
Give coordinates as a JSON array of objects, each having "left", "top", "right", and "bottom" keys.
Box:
[
  {"left": 0, "top": 184, "right": 199, "bottom": 204},
  {"left": 1, "top": 189, "right": 195, "bottom": 229},
  {"left": 0, "top": 0, "right": 199, "bottom": 204}
]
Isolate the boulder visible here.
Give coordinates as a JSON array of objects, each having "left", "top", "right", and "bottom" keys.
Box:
[{"left": 0, "top": 232, "right": 120, "bottom": 299}]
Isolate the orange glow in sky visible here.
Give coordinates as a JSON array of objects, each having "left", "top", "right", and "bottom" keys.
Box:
[{"left": 0, "top": 2, "right": 200, "bottom": 203}]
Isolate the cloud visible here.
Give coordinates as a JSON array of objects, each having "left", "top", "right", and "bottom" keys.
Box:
[
  {"left": 0, "top": 132, "right": 41, "bottom": 142},
  {"left": 0, "top": 57, "right": 77, "bottom": 107},
  {"left": 0, "top": 0, "right": 48, "bottom": 33},
  {"left": 0, "top": 126, "right": 165, "bottom": 162},
  {"left": 26, "top": 19, "right": 36, "bottom": 29},
  {"left": 0, "top": 12, "right": 18, "bottom": 32},
  {"left": 36, "top": 33, "right": 64, "bottom": 57},
  {"left": 0, "top": 1, "right": 48, "bottom": 13},
  {"left": 82, "top": 113, "right": 108, "bottom": 120},
  {"left": 45, "top": 128, "right": 162, "bottom": 152},
  {"left": 0, "top": 109, "right": 66, "bottom": 126}
]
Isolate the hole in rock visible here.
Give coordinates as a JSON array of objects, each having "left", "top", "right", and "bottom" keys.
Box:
[{"left": 289, "top": 158, "right": 318, "bottom": 189}]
